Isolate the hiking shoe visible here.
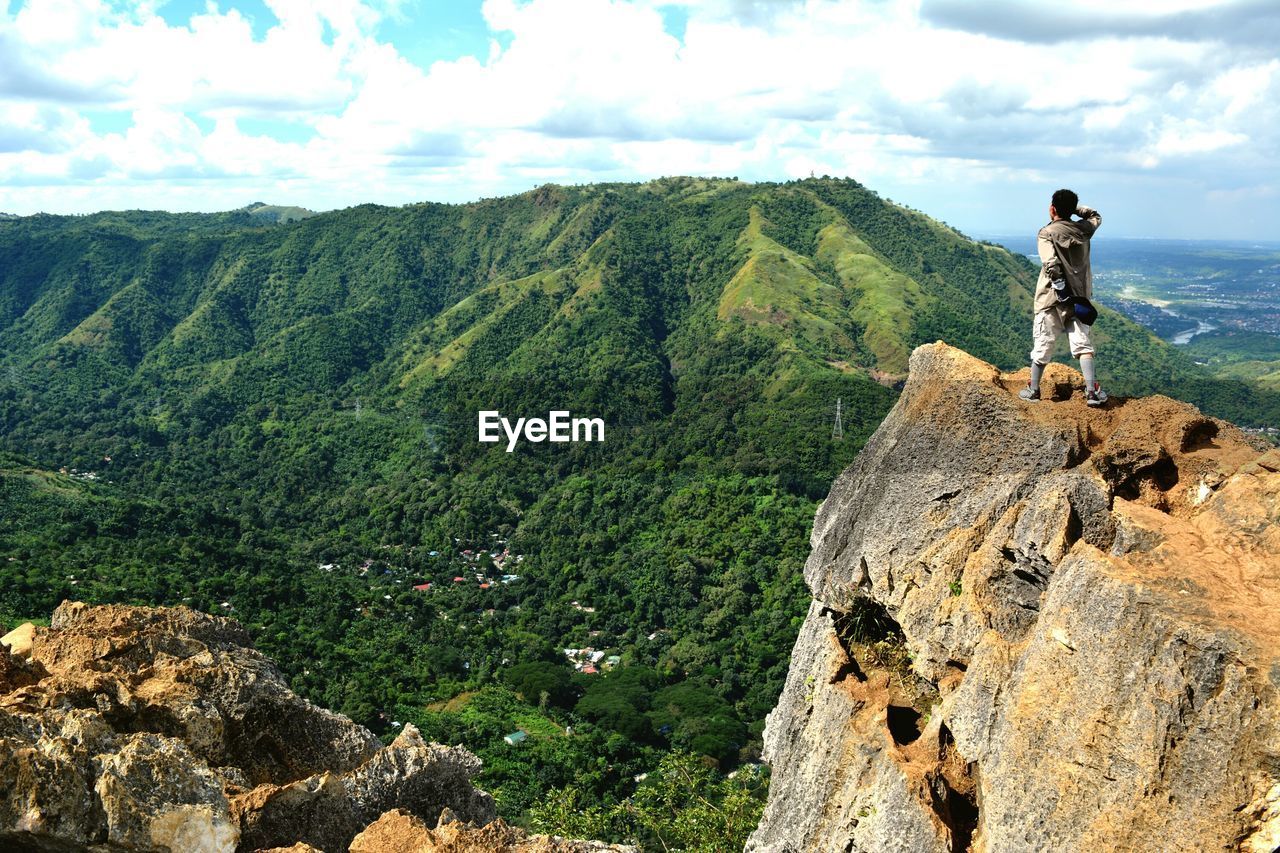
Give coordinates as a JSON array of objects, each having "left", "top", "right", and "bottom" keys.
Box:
[
  {"left": 1086, "top": 384, "right": 1108, "bottom": 407},
  {"left": 1018, "top": 385, "right": 1040, "bottom": 402}
]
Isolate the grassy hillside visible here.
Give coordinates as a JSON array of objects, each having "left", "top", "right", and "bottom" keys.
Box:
[
  {"left": 1185, "top": 330, "right": 1280, "bottom": 392},
  {"left": 1, "top": 177, "right": 1275, "bottom": 846}
]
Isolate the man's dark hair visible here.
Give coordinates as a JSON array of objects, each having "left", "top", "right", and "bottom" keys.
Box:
[{"left": 1052, "top": 188, "right": 1079, "bottom": 218}]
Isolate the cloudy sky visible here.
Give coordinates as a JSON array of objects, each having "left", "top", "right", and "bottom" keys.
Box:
[{"left": 1, "top": 0, "right": 1277, "bottom": 239}]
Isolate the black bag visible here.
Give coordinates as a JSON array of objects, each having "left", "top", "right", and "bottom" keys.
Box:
[{"left": 1068, "top": 297, "right": 1098, "bottom": 327}]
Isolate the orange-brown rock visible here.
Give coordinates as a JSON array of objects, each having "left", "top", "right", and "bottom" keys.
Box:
[
  {"left": 1, "top": 621, "right": 36, "bottom": 658},
  {"left": 231, "top": 727, "right": 496, "bottom": 853},
  {"left": 348, "top": 807, "right": 637, "bottom": 852},
  {"left": 10, "top": 601, "right": 381, "bottom": 785},
  {"left": 0, "top": 641, "right": 42, "bottom": 694},
  {"left": 0, "top": 602, "right": 496, "bottom": 851}
]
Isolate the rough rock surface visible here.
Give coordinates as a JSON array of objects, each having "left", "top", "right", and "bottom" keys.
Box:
[
  {"left": 231, "top": 727, "right": 497, "bottom": 852},
  {"left": 0, "top": 602, "right": 496, "bottom": 851},
  {"left": 748, "top": 343, "right": 1280, "bottom": 853},
  {"left": 348, "top": 807, "right": 637, "bottom": 852}
]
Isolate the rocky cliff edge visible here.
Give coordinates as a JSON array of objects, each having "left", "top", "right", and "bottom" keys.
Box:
[
  {"left": 748, "top": 342, "right": 1280, "bottom": 853},
  {"left": 0, "top": 601, "right": 633, "bottom": 852}
]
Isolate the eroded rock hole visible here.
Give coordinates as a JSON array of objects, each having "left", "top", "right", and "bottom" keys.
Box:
[
  {"left": 1065, "top": 439, "right": 1092, "bottom": 469},
  {"left": 828, "top": 598, "right": 940, "bottom": 736},
  {"left": 941, "top": 777, "right": 979, "bottom": 852},
  {"left": 933, "top": 725, "right": 980, "bottom": 853},
  {"left": 1180, "top": 418, "right": 1219, "bottom": 452},
  {"left": 1150, "top": 458, "right": 1180, "bottom": 491},
  {"left": 887, "top": 704, "right": 923, "bottom": 745},
  {"left": 1065, "top": 504, "right": 1083, "bottom": 547},
  {"left": 1108, "top": 457, "right": 1180, "bottom": 509}
]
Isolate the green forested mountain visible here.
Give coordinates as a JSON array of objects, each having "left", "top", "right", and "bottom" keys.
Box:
[{"left": 1, "top": 177, "right": 1274, "bottom": 846}]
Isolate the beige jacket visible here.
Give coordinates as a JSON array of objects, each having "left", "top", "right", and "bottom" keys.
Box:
[{"left": 1035, "top": 205, "right": 1101, "bottom": 313}]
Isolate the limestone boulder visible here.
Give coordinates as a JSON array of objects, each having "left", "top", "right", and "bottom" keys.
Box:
[
  {"left": 0, "top": 603, "right": 496, "bottom": 852},
  {"left": 349, "top": 807, "right": 638, "bottom": 852},
  {"left": 750, "top": 343, "right": 1280, "bottom": 853}
]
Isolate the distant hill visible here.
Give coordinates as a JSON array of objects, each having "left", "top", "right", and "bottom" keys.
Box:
[
  {"left": 1187, "top": 329, "right": 1280, "bottom": 392},
  {"left": 240, "top": 201, "right": 317, "bottom": 223},
  {"left": 1, "top": 178, "right": 1239, "bottom": 400},
  {"left": 2, "top": 176, "right": 1276, "bottom": 828}
]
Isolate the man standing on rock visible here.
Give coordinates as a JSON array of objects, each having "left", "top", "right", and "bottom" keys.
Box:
[{"left": 1020, "top": 189, "right": 1106, "bottom": 406}]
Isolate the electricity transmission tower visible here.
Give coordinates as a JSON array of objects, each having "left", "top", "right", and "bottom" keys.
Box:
[{"left": 832, "top": 397, "right": 844, "bottom": 440}]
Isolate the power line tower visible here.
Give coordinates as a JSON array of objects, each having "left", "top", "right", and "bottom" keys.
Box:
[
  {"left": 355, "top": 397, "right": 363, "bottom": 419},
  {"left": 832, "top": 397, "right": 844, "bottom": 441}
]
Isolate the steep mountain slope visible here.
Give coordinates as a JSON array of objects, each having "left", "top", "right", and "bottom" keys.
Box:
[
  {"left": 4, "top": 178, "right": 1247, "bottom": 421},
  {"left": 2, "top": 177, "right": 1276, "bottom": 834}
]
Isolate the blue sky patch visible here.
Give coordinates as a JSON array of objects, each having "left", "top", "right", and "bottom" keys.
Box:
[{"left": 157, "top": 0, "right": 278, "bottom": 39}]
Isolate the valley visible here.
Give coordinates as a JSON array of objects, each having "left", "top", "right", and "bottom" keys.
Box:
[{"left": 3, "top": 178, "right": 1278, "bottom": 846}]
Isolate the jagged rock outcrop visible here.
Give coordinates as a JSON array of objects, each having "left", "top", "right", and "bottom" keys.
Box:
[
  {"left": 348, "top": 807, "right": 636, "bottom": 852},
  {"left": 231, "top": 728, "right": 496, "bottom": 853},
  {"left": 0, "top": 602, "right": 501, "bottom": 851},
  {"left": 748, "top": 343, "right": 1280, "bottom": 853}
]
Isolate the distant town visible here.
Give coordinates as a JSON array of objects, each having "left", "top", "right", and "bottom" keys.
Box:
[
  {"left": 986, "top": 236, "right": 1280, "bottom": 341},
  {"left": 300, "top": 532, "right": 637, "bottom": 679}
]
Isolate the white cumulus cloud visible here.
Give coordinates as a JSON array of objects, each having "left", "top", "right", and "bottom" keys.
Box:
[{"left": 0, "top": 0, "right": 1275, "bottom": 238}]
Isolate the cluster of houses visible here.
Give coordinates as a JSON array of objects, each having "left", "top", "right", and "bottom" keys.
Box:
[
  {"left": 315, "top": 532, "right": 525, "bottom": 595},
  {"left": 562, "top": 646, "right": 621, "bottom": 675},
  {"left": 457, "top": 534, "right": 526, "bottom": 572},
  {"left": 410, "top": 568, "right": 521, "bottom": 593},
  {"left": 414, "top": 535, "right": 525, "bottom": 592}
]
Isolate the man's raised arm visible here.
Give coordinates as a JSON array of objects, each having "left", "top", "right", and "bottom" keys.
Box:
[{"left": 1076, "top": 204, "right": 1101, "bottom": 235}]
